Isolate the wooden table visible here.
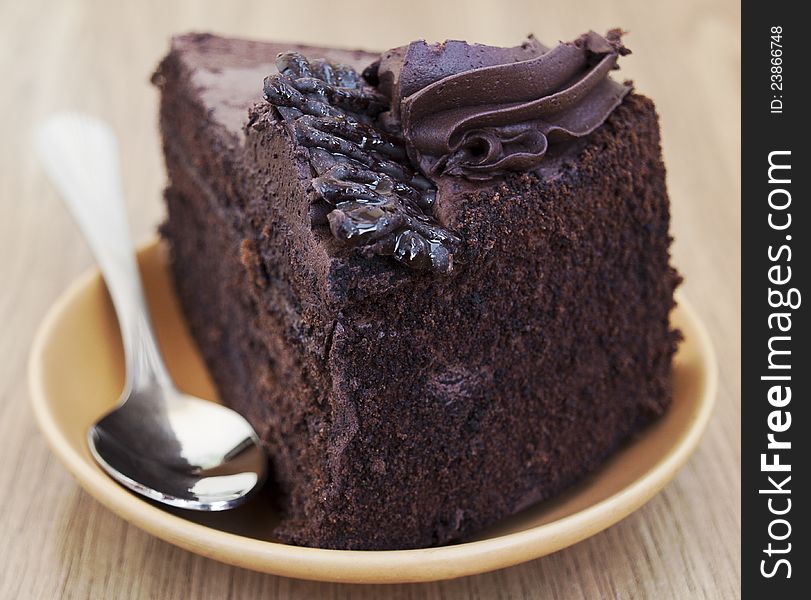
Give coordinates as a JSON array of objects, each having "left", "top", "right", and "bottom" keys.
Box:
[{"left": 1, "top": 0, "right": 740, "bottom": 597}]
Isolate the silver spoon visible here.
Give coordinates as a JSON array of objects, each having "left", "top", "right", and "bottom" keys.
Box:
[{"left": 36, "top": 112, "right": 267, "bottom": 511}]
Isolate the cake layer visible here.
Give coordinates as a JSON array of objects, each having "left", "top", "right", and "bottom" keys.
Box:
[{"left": 156, "top": 34, "right": 680, "bottom": 550}]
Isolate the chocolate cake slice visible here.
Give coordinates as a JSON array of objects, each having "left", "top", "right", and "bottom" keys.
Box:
[{"left": 153, "top": 31, "right": 680, "bottom": 550}]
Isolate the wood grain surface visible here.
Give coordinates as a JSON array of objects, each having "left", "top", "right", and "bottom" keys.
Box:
[{"left": 1, "top": 0, "right": 740, "bottom": 598}]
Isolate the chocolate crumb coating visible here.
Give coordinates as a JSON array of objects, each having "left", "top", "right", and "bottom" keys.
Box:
[{"left": 154, "top": 33, "right": 680, "bottom": 550}]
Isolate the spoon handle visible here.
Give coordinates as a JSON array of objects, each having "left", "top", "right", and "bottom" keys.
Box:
[{"left": 36, "top": 112, "right": 172, "bottom": 392}]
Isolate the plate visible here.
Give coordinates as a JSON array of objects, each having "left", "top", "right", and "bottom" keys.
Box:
[{"left": 29, "top": 240, "right": 716, "bottom": 583}]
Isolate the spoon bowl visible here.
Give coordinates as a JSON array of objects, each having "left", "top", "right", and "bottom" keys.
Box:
[{"left": 89, "top": 384, "right": 266, "bottom": 510}]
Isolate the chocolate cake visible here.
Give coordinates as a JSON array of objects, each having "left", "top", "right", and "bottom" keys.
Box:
[{"left": 153, "top": 30, "right": 681, "bottom": 550}]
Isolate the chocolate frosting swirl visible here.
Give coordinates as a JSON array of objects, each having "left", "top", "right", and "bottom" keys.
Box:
[{"left": 374, "top": 30, "right": 631, "bottom": 180}]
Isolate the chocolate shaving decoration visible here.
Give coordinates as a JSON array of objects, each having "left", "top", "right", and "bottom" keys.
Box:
[{"left": 263, "top": 52, "right": 461, "bottom": 274}]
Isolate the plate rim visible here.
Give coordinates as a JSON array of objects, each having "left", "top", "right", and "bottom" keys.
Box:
[{"left": 28, "top": 240, "right": 718, "bottom": 584}]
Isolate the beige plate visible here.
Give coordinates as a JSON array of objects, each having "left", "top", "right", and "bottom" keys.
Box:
[{"left": 29, "top": 240, "right": 717, "bottom": 584}]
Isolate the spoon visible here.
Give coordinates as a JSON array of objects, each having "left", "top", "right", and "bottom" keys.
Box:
[{"left": 36, "top": 112, "right": 267, "bottom": 510}]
